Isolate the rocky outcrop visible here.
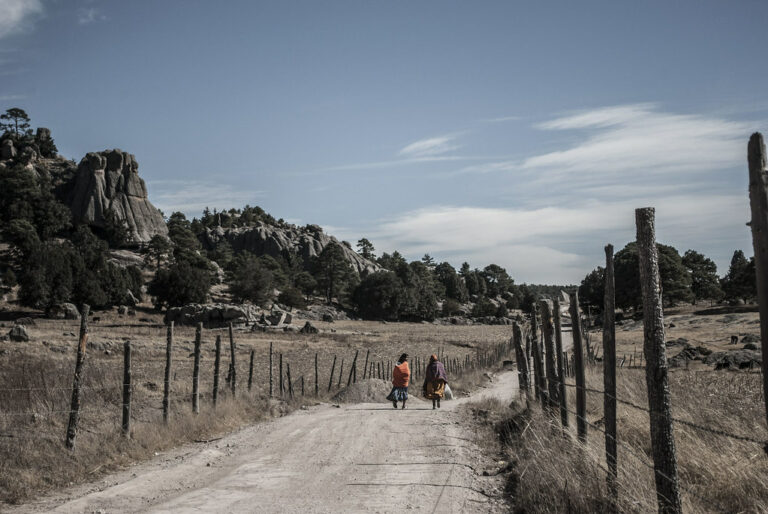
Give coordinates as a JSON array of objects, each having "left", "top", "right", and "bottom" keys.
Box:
[
  {"left": 164, "top": 303, "right": 262, "bottom": 327},
  {"left": 67, "top": 149, "right": 168, "bottom": 244},
  {"left": 46, "top": 303, "right": 80, "bottom": 320},
  {"left": 199, "top": 224, "right": 378, "bottom": 275}
]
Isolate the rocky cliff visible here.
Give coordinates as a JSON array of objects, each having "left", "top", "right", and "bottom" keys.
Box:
[
  {"left": 200, "top": 224, "right": 379, "bottom": 274},
  {"left": 67, "top": 149, "right": 168, "bottom": 244}
]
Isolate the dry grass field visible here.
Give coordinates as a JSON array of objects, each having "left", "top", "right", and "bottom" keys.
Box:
[{"left": 0, "top": 306, "right": 513, "bottom": 504}]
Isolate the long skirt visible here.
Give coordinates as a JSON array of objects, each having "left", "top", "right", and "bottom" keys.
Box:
[
  {"left": 424, "top": 379, "right": 446, "bottom": 400},
  {"left": 386, "top": 386, "right": 408, "bottom": 402}
]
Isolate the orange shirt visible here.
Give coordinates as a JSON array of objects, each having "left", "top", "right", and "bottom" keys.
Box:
[{"left": 392, "top": 361, "right": 410, "bottom": 388}]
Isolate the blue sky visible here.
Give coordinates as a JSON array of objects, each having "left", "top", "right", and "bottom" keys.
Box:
[{"left": 2, "top": 0, "right": 767, "bottom": 283}]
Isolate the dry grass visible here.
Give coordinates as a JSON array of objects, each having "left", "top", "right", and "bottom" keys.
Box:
[
  {"left": 476, "top": 365, "right": 768, "bottom": 513},
  {"left": 0, "top": 309, "right": 514, "bottom": 504}
]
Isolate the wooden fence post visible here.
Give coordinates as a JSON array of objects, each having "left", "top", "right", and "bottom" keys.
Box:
[
  {"left": 269, "top": 342, "right": 274, "bottom": 397},
  {"left": 286, "top": 363, "right": 294, "bottom": 399},
  {"left": 531, "top": 305, "right": 546, "bottom": 407},
  {"left": 213, "top": 335, "right": 221, "bottom": 407},
  {"left": 163, "top": 322, "right": 173, "bottom": 424},
  {"left": 337, "top": 359, "right": 344, "bottom": 388},
  {"left": 539, "top": 300, "right": 559, "bottom": 410},
  {"left": 603, "top": 244, "right": 618, "bottom": 509},
  {"left": 301, "top": 376, "right": 305, "bottom": 397},
  {"left": 122, "top": 340, "right": 131, "bottom": 438},
  {"left": 65, "top": 304, "right": 90, "bottom": 450},
  {"left": 279, "top": 353, "right": 284, "bottom": 396},
  {"left": 553, "top": 299, "right": 568, "bottom": 428},
  {"left": 747, "top": 132, "right": 768, "bottom": 436},
  {"left": 192, "top": 322, "right": 202, "bottom": 414},
  {"left": 362, "top": 349, "right": 370, "bottom": 380},
  {"left": 228, "top": 323, "right": 236, "bottom": 395},
  {"left": 248, "top": 349, "right": 255, "bottom": 391},
  {"left": 315, "top": 353, "right": 319, "bottom": 397},
  {"left": 512, "top": 322, "right": 529, "bottom": 401},
  {"left": 347, "top": 350, "right": 359, "bottom": 387},
  {"left": 569, "top": 292, "right": 587, "bottom": 443},
  {"left": 636, "top": 207, "right": 682, "bottom": 513},
  {"left": 328, "top": 355, "right": 337, "bottom": 392}
]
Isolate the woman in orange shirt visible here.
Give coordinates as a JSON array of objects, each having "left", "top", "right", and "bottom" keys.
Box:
[{"left": 386, "top": 353, "right": 410, "bottom": 409}]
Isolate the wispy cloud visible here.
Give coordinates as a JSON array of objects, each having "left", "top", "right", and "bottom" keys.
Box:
[
  {"left": 147, "top": 180, "right": 265, "bottom": 217},
  {"left": 77, "top": 7, "right": 106, "bottom": 25},
  {"left": 481, "top": 115, "right": 522, "bottom": 123},
  {"left": 0, "top": 93, "right": 26, "bottom": 101},
  {"left": 399, "top": 134, "right": 460, "bottom": 158},
  {"left": 0, "top": 0, "right": 43, "bottom": 39}
]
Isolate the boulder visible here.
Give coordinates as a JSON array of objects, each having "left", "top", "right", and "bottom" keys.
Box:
[
  {"left": 704, "top": 349, "right": 762, "bottom": 370},
  {"left": 46, "top": 303, "right": 80, "bottom": 320},
  {"left": 0, "top": 139, "right": 15, "bottom": 160},
  {"left": 300, "top": 321, "right": 319, "bottom": 334},
  {"left": 117, "top": 305, "right": 129, "bottom": 315},
  {"left": 283, "top": 313, "right": 292, "bottom": 325},
  {"left": 8, "top": 325, "right": 29, "bottom": 342},
  {"left": 165, "top": 303, "right": 261, "bottom": 327},
  {"left": 267, "top": 311, "right": 286, "bottom": 326},
  {"left": 67, "top": 149, "right": 168, "bottom": 244},
  {"left": 322, "top": 313, "right": 334, "bottom": 323}
]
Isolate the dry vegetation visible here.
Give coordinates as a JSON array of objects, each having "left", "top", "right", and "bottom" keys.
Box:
[
  {"left": 468, "top": 307, "right": 768, "bottom": 513},
  {"left": 0, "top": 307, "right": 513, "bottom": 504}
]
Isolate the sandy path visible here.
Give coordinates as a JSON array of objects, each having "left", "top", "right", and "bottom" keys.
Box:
[{"left": 13, "top": 371, "right": 521, "bottom": 513}]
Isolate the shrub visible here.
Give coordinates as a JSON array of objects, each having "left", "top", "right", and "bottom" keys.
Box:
[
  {"left": 471, "top": 297, "right": 497, "bottom": 317},
  {"left": 441, "top": 298, "right": 463, "bottom": 316},
  {"left": 278, "top": 287, "right": 307, "bottom": 309}
]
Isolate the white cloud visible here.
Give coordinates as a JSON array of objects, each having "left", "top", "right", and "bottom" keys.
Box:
[
  {"left": 147, "top": 180, "right": 265, "bottom": 217},
  {"left": 481, "top": 115, "right": 522, "bottom": 123},
  {"left": 0, "top": 0, "right": 43, "bottom": 39},
  {"left": 77, "top": 7, "right": 106, "bottom": 25},
  {"left": 399, "top": 134, "right": 460, "bottom": 158},
  {"left": 0, "top": 93, "right": 25, "bottom": 101}
]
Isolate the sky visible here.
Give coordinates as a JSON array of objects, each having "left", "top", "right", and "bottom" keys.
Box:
[{"left": 1, "top": 0, "right": 767, "bottom": 284}]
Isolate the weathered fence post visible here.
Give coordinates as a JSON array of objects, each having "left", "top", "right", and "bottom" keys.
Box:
[
  {"left": 636, "top": 207, "right": 682, "bottom": 513},
  {"left": 269, "top": 342, "right": 274, "bottom": 397},
  {"left": 512, "top": 322, "right": 529, "bottom": 401},
  {"left": 347, "top": 350, "right": 359, "bottom": 387},
  {"left": 569, "top": 292, "right": 587, "bottom": 442},
  {"left": 530, "top": 305, "right": 546, "bottom": 407},
  {"left": 603, "top": 244, "right": 618, "bottom": 509},
  {"left": 301, "top": 376, "right": 305, "bottom": 397},
  {"left": 337, "top": 359, "right": 344, "bottom": 388},
  {"left": 213, "top": 335, "right": 221, "bottom": 407},
  {"left": 279, "top": 353, "right": 284, "bottom": 396},
  {"left": 192, "top": 322, "right": 202, "bottom": 414},
  {"left": 553, "top": 299, "right": 568, "bottom": 428},
  {"left": 315, "top": 353, "right": 319, "bottom": 397},
  {"left": 362, "top": 349, "right": 370, "bottom": 380},
  {"left": 286, "top": 363, "right": 294, "bottom": 399},
  {"left": 328, "top": 355, "right": 337, "bottom": 392},
  {"left": 539, "top": 300, "right": 559, "bottom": 410},
  {"left": 248, "top": 349, "right": 255, "bottom": 391},
  {"left": 122, "top": 340, "right": 132, "bottom": 438},
  {"left": 163, "top": 322, "right": 173, "bottom": 424},
  {"left": 747, "top": 132, "right": 768, "bottom": 435},
  {"left": 228, "top": 323, "right": 236, "bottom": 395},
  {"left": 65, "top": 304, "right": 90, "bottom": 450}
]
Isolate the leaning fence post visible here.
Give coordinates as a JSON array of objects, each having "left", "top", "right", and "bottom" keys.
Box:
[
  {"left": 328, "top": 355, "right": 337, "bottom": 392},
  {"left": 248, "top": 349, "right": 255, "bottom": 391},
  {"left": 512, "top": 322, "right": 529, "bottom": 401},
  {"left": 122, "top": 340, "right": 132, "bottom": 438},
  {"left": 603, "top": 244, "right": 618, "bottom": 509},
  {"left": 362, "top": 349, "right": 370, "bottom": 380},
  {"left": 337, "top": 359, "right": 344, "bottom": 388},
  {"left": 347, "top": 350, "right": 359, "bottom": 387},
  {"left": 228, "top": 323, "right": 237, "bottom": 395},
  {"left": 65, "top": 304, "right": 90, "bottom": 450},
  {"left": 553, "top": 299, "right": 568, "bottom": 428},
  {"left": 163, "top": 322, "right": 173, "bottom": 424},
  {"left": 636, "top": 207, "right": 682, "bottom": 513},
  {"left": 213, "top": 335, "right": 221, "bottom": 407},
  {"left": 569, "top": 292, "right": 587, "bottom": 443},
  {"left": 286, "top": 363, "right": 294, "bottom": 399},
  {"left": 539, "top": 300, "right": 559, "bottom": 410},
  {"left": 747, "top": 133, "right": 768, "bottom": 435},
  {"left": 192, "top": 322, "right": 202, "bottom": 414}
]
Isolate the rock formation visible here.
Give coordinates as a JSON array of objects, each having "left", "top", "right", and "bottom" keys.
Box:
[
  {"left": 200, "top": 224, "right": 379, "bottom": 275},
  {"left": 67, "top": 149, "right": 168, "bottom": 244}
]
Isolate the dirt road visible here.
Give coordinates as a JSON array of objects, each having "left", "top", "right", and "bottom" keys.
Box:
[{"left": 14, "top": 371, "right": 520, "bottom": 513}]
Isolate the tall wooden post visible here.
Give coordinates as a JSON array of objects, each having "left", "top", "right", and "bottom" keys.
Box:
[
  {"left": 603, "top": 244, "right": 618, "bottom": 508},
  {"left": 569, "top": 292, "right": 587, "bottom": 442},
  {"left": 213, "top": 335, "right": 221, "bottom": 406},
  {"left": 337, "top": 359, "right": 344, "bottom": 388},
  {"left": 747, "top": 133, "right": 768, "bottom": 434},
  {"left": 228, "top": 323, "right": 236, "bottom": 395},
  {"left": 636, "top": 207, "right": 682, "bottom": 513},
  {"left": 362, "top": 349, "right": 370, "bottom": 380},
  {"left": 539, "top": 300, "right": 559, "bottom": 409},
  {"left": 553, "top": 299, "right": 568, "bottom": 428},
  {"left": 279, "top": 353, "right": 284, "bottom": 396},
  {"left": 530, "top": 305, "right": 546, "bottom": 406},
  {"left": 163, "top": 322, "right": 173, "bottom": 424},
  {"left": 192, "top": 322, "right": 202, "bottom": 414},
  {"left": 347, "top": 350, "right": 358, "bottom": 387},
  {"left": 315, "top": 353, "right": 319, "bottom": 396},
  {"left": 269, "top": 342, "right": 273, "bottom": 397},
  {"left": 248, "top": 349, "right": 255, "bottom": 391},
  {"left": 286, "top": 363, "right": 294, "bottom": 399},
  {"left": 122, "top": 340, "right": 132, "bottom": 438},
  {"left": 65, "top": 304, "right": 90, "bottom": 450},
  {"left": 512, "top": 322, "right": 529, "bottom": 400},
  {"left": 328, "top": 355, "right": 337, "bottom": 392}
]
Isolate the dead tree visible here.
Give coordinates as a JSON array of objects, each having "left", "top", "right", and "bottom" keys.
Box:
[
  {"left": 747, "top": 132, "right": 768, "bottom": 434},
  {"left": 636, "top": 207, "right": 682, "bottom": 513}
]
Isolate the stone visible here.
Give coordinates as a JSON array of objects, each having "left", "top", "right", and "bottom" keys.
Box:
[
  {"left": 0, "top": 139, "right": 15, "bottom": 160},
  {"left": 267, "top": 311, "right": 287, "bottom": 326},
  {"left": 322, "top": 314, "right": 334, "bottom": 323},
  {"left": 8, "top": 325, "right": 29, "bottom": 342},
  {"left": 283, "top": 313, "right": 292, "bottom": 325},
  {"left": 300, "top": 321, "right": 319, "bottom": 334},
  {"left": 117, "top": 305, "right": 128, "bottom": 315},
  {"left": 165, "top": 303, "right": 261, "bottom": 327},
  {"left": 704, "top": 349, "right": 762, "bottom": 370},
  {"left": 46, "top": 303, "right": 80, "bottom": 320},
  {"left": 67, "top": 149, "right": 168, "bottom": 244}
]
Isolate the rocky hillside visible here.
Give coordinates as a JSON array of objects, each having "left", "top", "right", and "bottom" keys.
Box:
[{"left": 200, "top": 223, "right": 379, "bottom": 274}]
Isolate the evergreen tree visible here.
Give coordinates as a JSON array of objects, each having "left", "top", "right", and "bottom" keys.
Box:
[
  {"left": 682, "top": 250, "right": 723, "bottom": 304},
  {"left": 579, "top": 266, "right": 605, "bottom": 312},
  {"left": 313, "top": 242, "right": 356, "bottom": 304},
  {"left": 721, "top": 250, "right": 756, "bottom": 303},
  {"left": 0, "top": 108, "right": 31, "bottom": 136},
  {"left": 356, "top": 238, "right": 375, "bottom": 260}
]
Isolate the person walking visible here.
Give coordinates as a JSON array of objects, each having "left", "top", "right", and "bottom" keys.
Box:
[
  {"left": 423, "top": 354, "right": 448, "bottom": 409},
  {"left": 387, "top": 353, "right": 410, "bottom": 409}
]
